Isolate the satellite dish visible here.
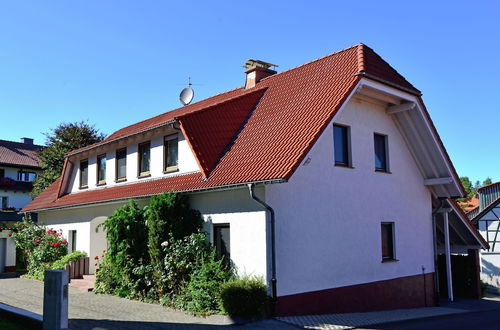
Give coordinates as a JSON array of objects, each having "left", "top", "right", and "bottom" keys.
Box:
[{"left": 180, "top": 87, "right": 194, "bottom": 106}]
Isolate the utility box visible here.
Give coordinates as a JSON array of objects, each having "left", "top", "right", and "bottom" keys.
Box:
[{"left": 43, "top": 270, "right": 69, "bottom": 330}]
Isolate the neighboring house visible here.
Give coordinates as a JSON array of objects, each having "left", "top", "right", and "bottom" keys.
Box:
[
  {"left": 0, "top": 138, "right": 43, "bottom": 272},
  {"left": 468, "top": 182, "right": 500, "bottom": 290},
  {"left": 23, "top": 44, "right": 487, "bottom": 315}
]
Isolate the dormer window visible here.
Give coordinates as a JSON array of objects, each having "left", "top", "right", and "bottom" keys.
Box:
[
  {"left": 138, "top": 141, "right": 151, "bottom": 178},
  {"left": 79, "top": 159, "right": 88, "bottom": 189},
  {"left": 164, "top": 134, "right": 179, "bottom": 173},
  {"left": 96, "top": 154, "right": 106, "bottom": 185},
  {"left": 115, "top": 148, "right": 127, "bottom": 182}
]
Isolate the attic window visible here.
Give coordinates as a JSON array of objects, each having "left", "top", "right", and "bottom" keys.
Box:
[
  {"left": 115, "top": 148, "right": 127, "bottom": 182},
  {"left": 374, "top": 133, "right": 389, "bottom": 172},
  {"left": 333, "top": 124, "right": 351, "bottom": 167},
  {"left": 79, "top": 160, "right": 88, "bottom": 189},
  {"left": 138, "top": 142, "right": 151, "bottom": 178},
  {"left": 164, "top": 134, "right": 179, "bottom": 173},
  {"left": 97, "top": 154, "right": 106, "bottom": 185}
]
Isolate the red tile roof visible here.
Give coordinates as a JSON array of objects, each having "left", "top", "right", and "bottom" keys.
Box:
[
  {"left": 457, "top": 196, "right": 479, "bottom": 212},
  {"left": 24, "top": 44, "right": 433, "bottom": 212},
  {"left": 0, "top": 140, "right": 42, "bottom": 168}
]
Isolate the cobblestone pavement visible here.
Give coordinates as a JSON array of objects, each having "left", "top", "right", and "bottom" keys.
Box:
[{"left": 0, "top": 278, "right": 297, "bottom": 329}]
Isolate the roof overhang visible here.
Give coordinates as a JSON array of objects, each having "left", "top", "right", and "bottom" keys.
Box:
[{"left": 354, "top": 78, "right": 464, "bottom": 199}]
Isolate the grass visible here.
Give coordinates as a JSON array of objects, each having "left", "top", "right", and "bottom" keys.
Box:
[{"left": 0, "top": 316, "right": 31, "bottom": 330}]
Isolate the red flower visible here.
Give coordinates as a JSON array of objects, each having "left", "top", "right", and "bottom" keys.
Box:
[
  {"left": 25, "top": 249, "right": 30, "bottom": 253},
  {"left": 40, "top": 238, "right": 45, "bottom": 241},
  {"left": 39, "top": 245, "right": 43, "bottom": 248},
  {"left": 51, "top": 242, "right": 61, "bottom": 248},
  {"left": 7, "top": 233, "right": 12, "bottom": 237},
  {"left": 62, "top": 240, "right": 68, "bottom": 244},
  {"left": 94, "top": 256, "right": 99, "bottom": 260}
]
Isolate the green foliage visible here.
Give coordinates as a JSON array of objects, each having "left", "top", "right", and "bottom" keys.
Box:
[
  {"left": 94, "top": 194, "right": 233, "bottom": 315},
  {"left": 175, "top": 252, "right": 233, "bottom": 314},
  {"left": 219, "top": 276, "right": 268, "bottom": 319},
  {"left": 162, "top": 232, "right": 213, "bottom": 296},
  {"left": 459, "top": 176, "right": 475, "bottom": 201},
  {"left": 483, "top": 177, "right": 493, "bottom": 186},
  {"left": 97, "top": 200, "right": 149, "bottom": 297},
  {"left": 11, "top": 217, "right": 69, "bottom": 279},
  {"left": 144, "top": 193, "right": 203, "bottom": 267},
  {"left": 32, "top": 121, "right": 105, "bottom": 196},
  {"left": 52, "top": 251, "right": 87, "bottom": 270}
]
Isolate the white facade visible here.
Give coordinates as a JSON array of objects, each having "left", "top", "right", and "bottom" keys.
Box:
[
  {"left": 66, "top": 131, "right": 198, "bottom": 194},
  {"left": 266, "top": 97, "right": 434, "bottom": 296},
  {"left": 39, "top": 187, "right": 269, "bottom": 277}
]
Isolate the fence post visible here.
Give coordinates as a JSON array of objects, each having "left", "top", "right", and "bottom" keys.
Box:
[{"left": 43, "top": 270, "right": 69, "bottom": 330}]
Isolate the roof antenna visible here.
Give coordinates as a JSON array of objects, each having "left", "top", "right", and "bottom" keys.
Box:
[{"left": 179, "top": 77, "right": 195, "bottom": 106}]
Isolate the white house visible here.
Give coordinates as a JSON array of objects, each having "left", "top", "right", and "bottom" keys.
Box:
[
  {"left": 466, "top": 182, "right": 500, "bottom": 290},
  {"left": 0, "top": 138, "right": 43, "bottom": 272},
  {"left": 23, "top": 44, "right": 487, "bottom": 315}
]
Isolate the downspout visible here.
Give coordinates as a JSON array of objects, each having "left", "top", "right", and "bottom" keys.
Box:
[
  {"left": 432, "top": 197, "right": 446, "bottom": 305},
  {"left": 248, "top": 183, "right": 277, "bottom": 312}
]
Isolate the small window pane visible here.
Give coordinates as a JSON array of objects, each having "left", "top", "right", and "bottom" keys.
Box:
[
  {"left": 214, "top": 224, "right": 230, "bottom": 265},
  {"left": 80, "top": 160, "right": 88, "bottom": 187},
  {"left": 97, "top": 155, "right": 106, "bottom": 183},
  {"left": 334, "top": 125, "right": 349, "bottom": 165},
  {"left": 1, "top": 197, "right": 8, "bottom": 209},
  {"left": 116, "top": 148, "right": 127, "bottom": 180},
  {"left": 139, "top": 142, "right": 151, "bottom": 175},
  {"left": 374, "top": 134, "right": 387, "bottom": 171},
  {"left": 165, "top": 135, "right": 179, "bottom": 171},
  {"left": 381, "top": 223, "right": 394, "bottom": 260},
  {"left": 0, "top": 169, "right": 4, "bottom": 178}
]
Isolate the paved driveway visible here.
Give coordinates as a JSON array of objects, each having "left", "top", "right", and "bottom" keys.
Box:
[{"left": 0, "top": 277, "right": 296, "bottom": 329}]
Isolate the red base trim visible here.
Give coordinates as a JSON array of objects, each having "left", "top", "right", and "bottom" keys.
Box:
[
  {"left": 4, "top": 266, "right": 16, "bottom": 273},
  {"left": 276, "top": 272, "right": 436, "bottom": 316}
]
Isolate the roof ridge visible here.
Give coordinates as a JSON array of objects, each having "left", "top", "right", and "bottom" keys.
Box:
[
  {"left": 478, "top": 181, "right": 500, "bottom": 191},
  {"left": 260, "top": 43, "right": 364, "bottom": 82},
  {"left": 0, "top": 139, "right": 43, "bottom": 148}
]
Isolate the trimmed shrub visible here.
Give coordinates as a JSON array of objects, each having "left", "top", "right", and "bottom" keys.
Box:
[
  {"left": 175, "top": 252, "right": 233, "bottom": 314},
  {"left": 219, "top": 276, "right": 268, "bottom": 319},
  {"left": 52, "top": 251, "right": 87, "bottom": 270}
]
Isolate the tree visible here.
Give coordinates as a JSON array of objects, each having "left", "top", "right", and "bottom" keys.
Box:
[
  {"left": 32, "top": 121, "right": 105, "bottom": 196},
  {"left": 483, "top": 177, "right": 493, "bottom": 186},
  {"left": 459, "top": 176, "right": 475, "bottom": 201}
]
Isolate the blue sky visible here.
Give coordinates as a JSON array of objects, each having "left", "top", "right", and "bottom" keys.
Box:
[{"left": 0, "top": 1, "right": 498, "bottom": 183}]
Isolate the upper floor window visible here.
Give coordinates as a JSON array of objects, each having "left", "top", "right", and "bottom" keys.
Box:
[
  {"left": 17, "top": 171, "right": 37, "bottom": 182},
  {"left": 115, "top": 148, "right": 127, "bottom": 182},
  {"left": 333, "top": 124, "right": 351, "bottom": 167},
  {"left": 138, "top": 142, "right": 151, "bottom": 177},
  {"left": 164, "top": 134, "right": 179, "bottom": 173},
  {"left": 0, "top": 169, "right": 4, "bottom": 178},
  {"left": 374, "top": 133, "right": 389, "bottom": 172},
  {"left": 79, "top": 159, "right": 88, "bottom": 188},
  {"left": 97, "top": 154, "right": 106, "bottom": 185},
  {"left": 381, "top": 222, "right": 396, "bottom": 261}
]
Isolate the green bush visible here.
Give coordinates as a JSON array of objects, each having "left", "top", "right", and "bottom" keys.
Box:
[
  {"left": 144, "top": 193, "right": 203, "bottom": 267},
  {"left": 52, "top": 251, "right": 87, "bottom": 270},
  {"left": 219, "top": 276, "right": 268, "bottom": 319},
  {"left": 175, "top": 252, "right": 233, "bottom": 314}
]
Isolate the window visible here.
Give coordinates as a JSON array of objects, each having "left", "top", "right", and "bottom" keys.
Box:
[
  {"left": 1, "top": 197, "right": 7, "bottom": 209},
  {"left": 381, "top": 222, "right": 395, "bottom": 261},
  {"left": 333, "top": 124, "right": 351, "bottom": 166},
  {"left": 374, "top": 133, "right": 389, "bottom": 172},
  {"left": 138, "top": 142, "right": 151, "bottom": 177},
  {"left": 17, "top": 171, "right": 37, "bottom": 182},
  {"left": 115, "top": 148, "right": 127, "bottom": 181},
  {"left": 69, "top": 230, "right": 77, "bottom": 253},
  {"left": 214, "top": 224, "right": 230, "bottom": 265},
  {"left": 96, "top": 154, "right": 106, "bottom": 185},
  {"left": 0, "top": 169, "right": 4, "bottom": 178},
  {"left": 164, "top": 134, "right": 179, "bottom": 172},
  {"left": 79, "top": 159, "right": 89, "bottom": 188}
]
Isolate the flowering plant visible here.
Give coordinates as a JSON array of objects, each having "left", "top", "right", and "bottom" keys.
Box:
[
  {"left": 0, "top": 177, "right": 15, "bottom": 189},
  {"left": 11, "top": 217, "right": 68, "bottom": 277}
]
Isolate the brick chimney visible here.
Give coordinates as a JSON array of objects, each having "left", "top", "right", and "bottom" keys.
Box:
[
  {"left": 20, "top": 137, "right": 34, "bottom": 145},
  {"left": 244, "top": 59, "right": 277, "bottom": 89}
]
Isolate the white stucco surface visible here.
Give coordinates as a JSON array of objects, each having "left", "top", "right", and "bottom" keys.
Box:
[
  {"left": 266, "top": 97, "right": 434, "bottom": 296},
  {"left": 67, "top": 131, "right": 199, "bottom": 194}
]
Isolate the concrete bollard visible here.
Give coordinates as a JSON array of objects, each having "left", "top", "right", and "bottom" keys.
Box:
[{"left": 43, "top": 270, "right": 69, "bottom": 330}]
